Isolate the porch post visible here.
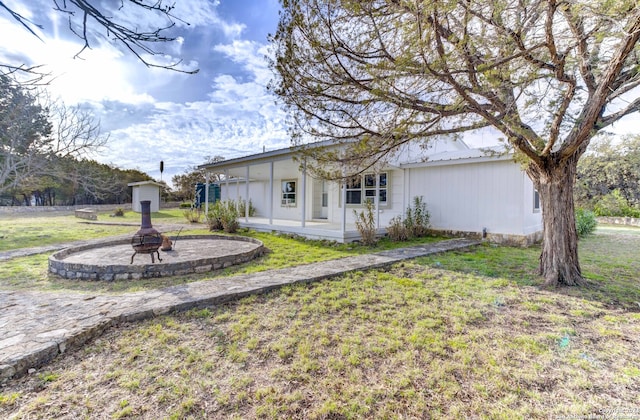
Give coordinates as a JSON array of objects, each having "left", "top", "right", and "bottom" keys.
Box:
[
  {"left": 225, "top": 169, "right": 229, "bottom": 201},
  {"left": 341, "top": 171, "right": 347, "bottom": 235},
  {"left": 375, "top": 172, "right": 380, "bottom": 229},
  {"left": 245, "top": 165, "right": 250, "bottom": 222},
  {"left": 301, "top": 160, "right": 306, "bottom": 228},
  {"left": 403, "top": 168, "right": 408, "bottom": 215},
  {"left": 236, "top": 173, "right": 240, "bottom": 202},
  {"left": 204, "top": 172, "right": 210, "bottom": 215},
  {"left": 269, "top": 161, "right": 274, "bottom": 225}
]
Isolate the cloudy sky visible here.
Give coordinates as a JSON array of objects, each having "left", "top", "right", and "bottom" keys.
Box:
[
  {"left": 0, "top": 0, "right": 288, "bottom": 185},
  {"left": 1, "top": 0, "right": 638, "bottom": 188}
]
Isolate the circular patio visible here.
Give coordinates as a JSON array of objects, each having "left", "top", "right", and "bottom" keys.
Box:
[{"left": 49, "top": 235, "right": 265, "bottom": 281}]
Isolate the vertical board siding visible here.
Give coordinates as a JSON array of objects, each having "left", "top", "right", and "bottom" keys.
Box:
[{"left": 408, "top": 161, "right": 533, "bottom": 235}]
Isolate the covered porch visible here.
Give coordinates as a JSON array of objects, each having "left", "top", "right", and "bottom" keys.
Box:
[
  {"left": 198, "top": 146, "right": 388, "bottom": 243},
  {"left": 236, "top": 216, "right": 379, "bottom": 242}
]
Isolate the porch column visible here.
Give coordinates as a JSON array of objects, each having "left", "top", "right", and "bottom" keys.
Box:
[
  {"left": 269, "top": 161, "right": 274, "bottom": 225},
  {"left": 301, "top": 161, "right": 306, "bottom": 228},
  {"left": 245, "top": 165, "right": 250, "bottom": 222},
  {"left": 204, "top": 172, "right": 210, "bottom": 215},
  {"left": 341, "top": 172, "right": 347, "bottom": 234},
  {"left": 375, "top": 172, "right": 380, "bottom": 229},
  {"left": 225, "top": 169, "right": 229, "bottom": 201},
  {"left": 403, "top": 168, "right": 409, "bottom": 215},
  {"left": 236, "top": 173, "right": 240, "bottom": 202}
]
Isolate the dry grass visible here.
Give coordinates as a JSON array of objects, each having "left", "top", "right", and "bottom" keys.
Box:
[
  {"left": 1, "top": 222, "right": 639, "bottom": 418},
  {"left": 1, "top": 264, "right": 639, "bottom": 418}
]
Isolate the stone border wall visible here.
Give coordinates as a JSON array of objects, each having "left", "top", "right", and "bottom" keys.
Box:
[
  {"left": 597, "top": 216, "right": 640, "bottom": 227},
  {"left": 49, "top": 235, "right": 264, "bottom": 281},
  {"left": 427, "top": 228, "right": 542, "bottom": 247}
]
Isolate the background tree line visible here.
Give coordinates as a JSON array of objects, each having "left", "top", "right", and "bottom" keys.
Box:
[
  {"left": 576, "top": 135, "right": 640, "bottom": 218},
  {"left": 0, "top": 74, "right": 157, "bottom": 206}
]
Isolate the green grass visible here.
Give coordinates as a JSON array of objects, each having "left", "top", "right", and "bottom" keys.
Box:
[
  {"left": 418, "top": 225, "right": 640, "bottom": 311},
  {"left": 0, "top": 209, "right": 187, "bottom": 252},
  {"left": 0, "top": 214, "right": 136, "bottom": 252},
  {"left": 2, "top": 263, "right": 638, "bottom": 418},
  {"left": 1, "top": 220, "right": 639, "bottom": 417},
  {"left": 0, "top": 223, "right": 442, "bottom": 293}
]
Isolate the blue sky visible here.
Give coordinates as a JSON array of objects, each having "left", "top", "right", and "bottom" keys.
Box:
[
  {"left": 0, "top": 0, "right": 288, "bottom": 185},
  {"left": 1, "top": 0, "right": 637, "bottom": 187}
]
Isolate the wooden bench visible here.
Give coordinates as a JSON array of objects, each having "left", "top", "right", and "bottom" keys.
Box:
[{"left": 75, "top": 208, "right": 97, "bottom": 220}]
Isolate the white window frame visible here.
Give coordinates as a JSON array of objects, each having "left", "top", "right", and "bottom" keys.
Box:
[
  {"left": 281, "top": 179, "right": 297, "bottom": 207},
  {"left": 533, "top": 189, "right": 540, "bottom": 212},
  {"left": 344, "top": 172, "right": 388, "bottom": 207}
]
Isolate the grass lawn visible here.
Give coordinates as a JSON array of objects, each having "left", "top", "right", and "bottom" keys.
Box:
[
  {"left": 0, "top": 221, "right": 639, "bottom": 418},
  {"left": 0, "top": 208, "right": 188, "bottom": 252},
  {"left": 0, "top": 211, "right": 442, "bottom": 293}
]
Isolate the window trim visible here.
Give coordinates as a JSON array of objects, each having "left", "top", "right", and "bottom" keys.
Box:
[
  {"left": 533, "top": 189, "right": 540, "bottom": 213},
  {"left": 343, "top": 172, "right": 389, "bottom": 207},
  {"left": 281, "top": 179, "right": 297, "bottom": 207}
]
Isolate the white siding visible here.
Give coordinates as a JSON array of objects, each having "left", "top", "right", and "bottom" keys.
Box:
[
  {"left": 408, "top": 160, "right": 540, "bottom": 236},
  {"left": 131, "top": 185, "right": 160, "bottom": 212}
]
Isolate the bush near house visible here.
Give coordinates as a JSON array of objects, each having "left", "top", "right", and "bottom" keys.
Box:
[
  {"left": 237, "top": 198, "right": 257, "bottom": 217},
  {"left": 387, "top": 196, "right": 431, "bottom": 241},
  {"left": 206, "top": 200, "right": 240, "bottom": 233},
  {"left": 353, "top": 200, "right": 377, "bottom": 246}
]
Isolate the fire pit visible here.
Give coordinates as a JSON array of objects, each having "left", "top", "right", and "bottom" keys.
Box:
[
  {"left": 130, "top": 200, "right": 163, "bottom": 264},
  {"left": 48, "top": 235, "right": 265, "bottom": 281}
]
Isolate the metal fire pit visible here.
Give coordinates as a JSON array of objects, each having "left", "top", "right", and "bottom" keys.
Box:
[{"left": 131, "top": 200, "right": 163, "bottom": 264}]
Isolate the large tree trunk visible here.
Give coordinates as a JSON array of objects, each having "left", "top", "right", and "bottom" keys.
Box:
[{"left": 527, "top": 157, "right": 583, "bottom": 287}]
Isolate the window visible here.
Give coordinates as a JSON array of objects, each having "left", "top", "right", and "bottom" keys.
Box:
[
  {"left": 533, "top": 189, "right": 540, "bottom": 212},
  {"left": 345, "top": 173, "right": 388, "bottom": 206},
  {"left": 281, "top": 180, "right": 297, "bottom": 206}
]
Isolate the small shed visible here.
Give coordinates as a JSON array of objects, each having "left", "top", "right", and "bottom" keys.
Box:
[{"left": 128, "top": 181, "right": 162, "bottom": 213}]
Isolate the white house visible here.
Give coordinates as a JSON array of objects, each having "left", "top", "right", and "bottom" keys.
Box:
[
  {"left": 128, "top": 181, "right": 163, "bottom": 212},
  {"left": 198, "top": 139, "right": 542, "bottom": 245}
]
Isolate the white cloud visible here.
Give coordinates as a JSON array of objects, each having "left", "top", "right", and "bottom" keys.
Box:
[
  {"left": 1, "top": 0, "right": 285, "bottom": 187},
  {"left": 213, "top": 40, "right": 272, "bottom": 85}
]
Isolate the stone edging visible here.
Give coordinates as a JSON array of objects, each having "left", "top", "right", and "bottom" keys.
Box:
[
  {"left": 48, "top": 235, "right": 264, "bottom": 281},
  {"left": 596, "top": 216, "right": 640, "bottom": 227}
]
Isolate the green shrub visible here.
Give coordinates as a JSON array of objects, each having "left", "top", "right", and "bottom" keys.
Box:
[
  {"left": 385, "top": 196, "right": 431, "bottom": 242},
  {"left": 183, "top": 208, "right": 202, "bottom": 223},
  {"left": 206, "top": 200, "right": 240, "bottom": 233},
  {"left": 387, "top": 215, "right": 409, "bottom": 241},
  {"left": 401, "top": 196, "right": 431, "bottom": 238},
  {"left": 179, "top": 202, "right": 193, "bottom": 208},
  {"left": 219, "top": 200, "right": 240, "bottom": 233},
  {"left": 206, "top": 201, "right": 224, "bottom": 231},
  {"left": 353, "top": 199, "right": 377, "bottom": 246},
  {"left": 237, "top": 198, "right": 257, "bottom": 217},
  {"left": 594, "top": 190, "right": 640, "bottom": 218},
  {"left": 575, "top": 208, "right": 597, "bottom": 238}
]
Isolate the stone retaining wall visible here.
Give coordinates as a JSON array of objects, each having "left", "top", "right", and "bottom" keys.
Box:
[
  {"left": 597, "top": 216, "right": 640, "bottom": 227},
  {"left": 427, "top": 228, "right": 542, "bottom": 247},
  {"left": 49, "top": 235, "right": 264, "bottom": 281}
]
